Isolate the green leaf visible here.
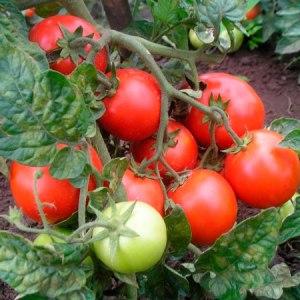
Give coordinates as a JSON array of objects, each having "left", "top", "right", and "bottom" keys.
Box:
[
  {"left": 102, "top": 158, "right": 128, "bottom": 192},
  {"left": 56, "top": 287, "right": 95, "bottom": 300},
  {"left": 50, "top": 147, "right": 87, "bottom": 179},
  {"left": 20, "top": 295, "right": 47, "bottom": 300},
  {"left": 276, "top": 36, "right": 300, "bottom": 54},
  {"left": 251, "top": 263, "right": 300, "bottom": 299},
  {"left": 194, "top": 209, "right": 282, "bottom": 299},
  {"left": 0, "top": 231, "right": 90, "bottom": 299},
  {"left": 89, "top": 187, "right": 109, "bottom": 211},
  {"left": 70, "top": 164, "right": 92, "bottom": 188},
  {"left": 246, "top": 0, "right": 260, "bottom": 11},
  {"left": 280, "top": 129, "right": 300, "bottom": 153},
  {"left": 35, "top": 1, "right": 61, "bottom": 18},
  {"left": 164, "top": 205, "right": 191, "bottom": 257},
  {"left": 279, "top": 195, "right": 300, "bottom": 244},
  {"left": 0, "top": 43, "right": 92, "bottom": 165},
  {"left": 270, "top": 117, "right": 300, "bottom": 136}
]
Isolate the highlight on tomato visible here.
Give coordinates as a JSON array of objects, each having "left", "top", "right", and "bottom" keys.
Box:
[
  {"left": 168, "top": 169, "right": 237, "bottom": 246},
  {"left": 131, "top": 120, "right": 199, "bottom": 176},
  {"left": 224, "top": 129, "right": 300, "bottom": 209},
  {"left": 99, "top": 68, "right": 161, "bottom": 142},
  {"left": 93, "top": 201, "right": 167, "bottom": 274},
  {"left": 9, "top": 144, "right": 102, "bottom": 223},
  {"left": 29, "top": 15, "right": 108, "bottom": 75},
  {"left": 185, "top": 72, "right": 265, "bottom": 149}
]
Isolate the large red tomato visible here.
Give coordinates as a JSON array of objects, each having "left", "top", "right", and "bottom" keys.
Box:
[
  {"left": 168, "top": 169, "right": 237, "bottom": 245},
  {"left": 99, "top": 69, "right": 161, "bottom": 141},
  {"left": 131, "top": 120, "right": 199, "bottom": 176},
  {"left": 185, "top": 73, "right": 265, "bottom": 149},
  {"left": 122, "top": 169, "right": 165, "bottom": 215},
  {"left": 224, "top": 129, "right": 300, "bottom": 208},
  {"left": 9, "top": 145, "right": 102, "bottom": 223},
  {"left": 29, "top": 15, "right": 108, "bottom": 75}
]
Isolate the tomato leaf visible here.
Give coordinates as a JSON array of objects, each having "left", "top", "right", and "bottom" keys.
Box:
[
  {"left": 0, "top": 43, "right": 92, "bottom": 166},
  {"left": 280, "top": 129, "right": 300, "bottom": 154},
  {"left": 270, "top": 117, "right": 300, "bottom": 136},
  {"left": 89, "top": 187, "right": 109, "bottom": 211},
  {"left": 0, "top": 156, "right": 8, "bottom": 178},
  {"left": 246, "top": 0, "right": 260, "bottom": 11},
  {"left": 164, "top": 206, "right": 191, "bottom": 257},
  {"left": 193, "top": 208, "right": 282, "bottom": 299},
  {"left": 0, "top": 231, "right": 91, "bottom": 299},
  {"left": 35, "top": 1, "right": 61, "bottom": 18},
  {"left": 50, "top": 147, "right": 88, "bottom": 179},
  {"left": 250, "top": 263, "right": 300, "bottom": 299},
  {"left": 279, "top": 195, "right": 300, "bottom": 244}
]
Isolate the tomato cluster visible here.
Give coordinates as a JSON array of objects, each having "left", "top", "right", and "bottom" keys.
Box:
[{"left": 8, "top": 13, "right": 300, "bottom": 275}]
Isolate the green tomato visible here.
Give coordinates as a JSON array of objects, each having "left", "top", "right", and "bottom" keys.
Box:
[
  {"left": 93, "top": 201, "right": 167, "bottom": 274},
  {"left": 189, "top": 29, "right": 205, "bottom": 49},
  {"left": 219, "top": 23, "right": 244, "bottom": 53}
]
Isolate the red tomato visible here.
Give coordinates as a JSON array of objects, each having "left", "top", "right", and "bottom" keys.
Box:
[
  {"left": 246, "top": 4, "right": 261, "bottom": 20},
  {"left": 224, "top": 129, "right": 300, "bottom": 208},
  {"left": 122, "top": 169, "right": 165, "bottom": 215},
  {"left": 131, "top": 120, "right": 199, "bottom": 176},
  {"left": 99, "top": 69, "right": 161, "bottom": 141},
  {"left": 29, "top": 15, "right": 108, "bottom": 75},
  {"left": 185, "top": 73, "right": 265, "bottom": 149},
  {"left": 9, "top": 145, "right": 102, "bottom": 223},
  {"left": 25, "top": 7, "right": 35, "bottom": 18},
  {"left": 168, "top": 169, "right": 237, "bottom": 245}
]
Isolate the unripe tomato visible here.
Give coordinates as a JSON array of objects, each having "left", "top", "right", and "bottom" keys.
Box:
[
  {"left": 99, "top": 69, "right": 161, "bottom": 141},
  {"left": 131, "top": 120, "right": 199, "bottom": 176},
  {"left": 224, "top": 129, "right": 300, "bottom": 208},
  {"left": 185, "top": 73, "right": 265, "bottom": 149},
  {"left": 122, "top": 169, "right": 165, "bottom": 215},
  {"left": 93, "top": 201, "right": 167, "bottom": 273},
  {"left": 29, "top": 15, "right": 108, "bottom": 75},
  {"left": 168, "top": 169, "right": 237, "bottom": 246},
  {"left": 9, "top": 145, "right": 102, "bottom": 223},
  {"left": 189, "top": 29, "right": 205, "bottom": 49},
  {"left": 246, "top": 4, "right": 261, "bottom": 20},
  {"left": 219, "top": 23, "right": 244, "bottom": 53}
]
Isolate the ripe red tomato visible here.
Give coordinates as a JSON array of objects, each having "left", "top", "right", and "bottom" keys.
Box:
[
  {"left": 131, "top": 120, "right": 199, "bottom": 176},
  {"left": 224, "top": 129, "right": 300, "bottom": 208},
  {"left": 29, "top": 15, "right": 108, "bottom": 75},
  {"left": 122, "top": 169, "right": 165, "bottom": 215},
  {"left": 246, "top": 4, "right": 261, "bottom": 20},
  {"left": 99, "top": 69, "right": 161, "bottom": 141},
  {"left": 185, "top": 73, "right": 265, "bottom": 149},
  {"left": 9, "top": 145, "right": 102, "bottom": 223},
  {"left": 168, "top": 169, "right": 237, "bottom": 245}
]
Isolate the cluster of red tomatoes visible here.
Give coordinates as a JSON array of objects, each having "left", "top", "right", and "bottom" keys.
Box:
[{"left": 9, "top": 15, "right": 300, "bottom": 255}]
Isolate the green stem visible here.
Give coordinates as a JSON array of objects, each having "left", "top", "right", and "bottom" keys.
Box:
[
  {"left": 137, "top": 92, "right": 169, "bottom": 172},
  {"left": 211, "top": 107, "right": 244, "bottom": 147},
  {"left": 33, "top": 171, "right": 50, "bottom": 230},
  {"left": 155, "top": 163, "right": 168, "bottom": 203},
  {"left": 126, "top": 284, "right": 138, "bottom": 300},
  {"left": 92, "top": 125, "right": 111, "bottom": 164},
  {"left": 78, "top": 177, "right": 89, "bottom": 232},
  {"left": 200, "top": 122, "right": 218, "bottom": 168},
  {"left": 60, "top": 0, "right": 95, "bottom": 25},
  {"left": 188, "top": 243, "right": 202, "bottom": 256},
  {"left": 159, "top": 157, "right": 181, "bottom": 183}
]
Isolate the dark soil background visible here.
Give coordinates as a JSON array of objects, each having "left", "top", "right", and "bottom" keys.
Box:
[{"left": 1, "top": 47, "right": 300, "bottom": 299}]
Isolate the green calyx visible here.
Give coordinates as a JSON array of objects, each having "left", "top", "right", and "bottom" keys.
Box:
[{"left": 222, "top": 132, "right": 253, "bottom": 154}]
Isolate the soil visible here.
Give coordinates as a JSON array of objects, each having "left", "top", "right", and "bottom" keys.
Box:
[{"left": 1, "top": 47, "right": 300, "bottom": 299}]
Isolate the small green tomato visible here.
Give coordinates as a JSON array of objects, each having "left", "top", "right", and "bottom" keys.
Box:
[{"left": 93, "top": 201, "right": 167, "bottom": 274}]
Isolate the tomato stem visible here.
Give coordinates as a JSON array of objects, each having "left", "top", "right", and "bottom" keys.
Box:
[
  {"left": 159, "top": 157, "right": 181, "bottom": 183},
  {"left": 33, "top": 170, "right": 50, "bottom": 230},
  {"left": 188, "top": 243, "right": 202, "bottom": 256}
]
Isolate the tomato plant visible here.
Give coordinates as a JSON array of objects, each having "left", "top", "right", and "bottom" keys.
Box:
[
  {"left": 224, "top": 129, "right": 300, "bottom": 208},
  {"left": 93, "top": 201, "right": 167, "bottom": 274},
  {"left": 168, "top": 169, "right": 237, "bottom": 245},
  {"left": 122, "top": 169, "right": 165, "bottom": 215},
  {"left": 246, "top": 4, "right": 261, "bottom": 20},
  {"left": 29, "top": 15, "right": 108, "bottom": 75},
  {"left": 9, "top": 144, "right": 102, "bottom": 223},
  {"left": 131, "top": 120, "right": 198, "bottom": 176},
  {"left": 99, "top": 68, "right": 161, "bottom": 141},
  {"left": 185, "top": 72, "right": 265, "bottom": 149}
]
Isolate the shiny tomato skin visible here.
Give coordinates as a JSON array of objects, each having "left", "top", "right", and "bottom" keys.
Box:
[
  {"left": 9, "top": 145, "right": 102, "bottom": 223},
  {"left": 168, "top": 169, "right": 237, "bottom": 246},
  {"left": 246, "top": 4, "right": 261, "bottom": 20},
  {"left": 131, "top": 120, "right": 199, "bottom": 176},
  {"left": 99, "top": 69, "right": 161, "bottom": 141},
  {"left": 28, "top": 15, "right": 108, "bottom": 75},
  {"left": 224, "top": 129, "right": 300, "bottom": 208},
  {"left": 185, "top": 73, "right": 265, "bottom": 149},
  {"left": 122, "top": 169, "right": 165, "bottom": 215}
]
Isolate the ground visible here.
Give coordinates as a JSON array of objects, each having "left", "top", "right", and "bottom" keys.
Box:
[{"left": 0, "top": 47, "right": 300, "bottom": 299}]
